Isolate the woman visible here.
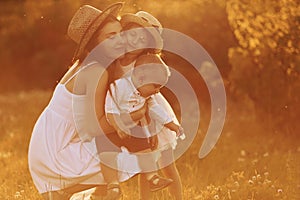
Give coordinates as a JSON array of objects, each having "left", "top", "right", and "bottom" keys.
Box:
[
  {"left": 97, "top": 11, "right": 183, "bottom": 200},
  {"left": 28, "top": 3, "right": 141, "bottom": 200}
]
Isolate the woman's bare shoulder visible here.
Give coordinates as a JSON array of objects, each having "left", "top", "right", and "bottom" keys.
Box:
[
  {"left": 79, "top": 62, "right": 109, "bottom": 79},
  {"left": 82, "top": 61, "right": 108, "bottom": 72}
]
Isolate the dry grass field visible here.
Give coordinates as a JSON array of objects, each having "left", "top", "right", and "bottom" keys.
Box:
[{"left": 0, "top": 90, "right": 299, "bottom": 199}]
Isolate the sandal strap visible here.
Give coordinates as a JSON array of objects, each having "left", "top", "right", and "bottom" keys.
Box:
[
  {"left": 106, "top": 183, "right": 122, "bottom": 200},
  {"left": 107, "top": 183, "right": 121, "bottom": 190},
  {"left": 149, "top": 174, "right": 160, "bottom": 184}
]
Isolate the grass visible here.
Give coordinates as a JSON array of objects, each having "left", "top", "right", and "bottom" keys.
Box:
[{"left": 0, "top": 90, "right": 299, "bottom": 199}]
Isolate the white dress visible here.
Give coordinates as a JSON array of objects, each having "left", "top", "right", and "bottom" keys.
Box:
[{"left": 28, "top": 62, "right": 134, "bottom": 194}]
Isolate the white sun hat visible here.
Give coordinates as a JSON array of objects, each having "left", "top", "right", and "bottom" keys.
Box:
[{"left": 121, "top": 11, "right": 163, "bottom": 52}]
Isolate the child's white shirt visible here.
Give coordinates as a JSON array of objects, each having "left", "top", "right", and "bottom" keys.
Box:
[{"left": 105, "top": 74, "right": 173, "bottom": 129}]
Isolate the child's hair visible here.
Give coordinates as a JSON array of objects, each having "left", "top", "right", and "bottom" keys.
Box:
[{"left": 131, "top": 53, "right": 170, "bottom": 89}]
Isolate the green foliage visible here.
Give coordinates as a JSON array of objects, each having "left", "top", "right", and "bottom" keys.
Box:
[
  {"left": 0, "top": 0, "right": 235, "bottom": 92},
  {"left": 226, "top": 0, "right": 300, "bottom": 132},
  {"left": 0, "top": 0, "right": 78, "bottom": 91}
]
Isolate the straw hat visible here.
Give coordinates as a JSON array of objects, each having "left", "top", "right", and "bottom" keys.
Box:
[
  {"left": 68, "top": 2, "right": 123, "bottom": 60},
  {"left": 121, "top": 11, "right": 163, "bottom": 51}
]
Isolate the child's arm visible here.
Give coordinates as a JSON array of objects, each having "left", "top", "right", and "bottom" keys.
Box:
[
  {"left": 148, "top": 97, "right": 186, "bottom": 140},
  {"left": 164, "top": 121, "right": 180, "bottom": 132},
  {"left": 140, "top": 115, "right": 158, "bottom": 150},
  {"left": 164, "top": 121, "right": 185, "bottom": 140}
]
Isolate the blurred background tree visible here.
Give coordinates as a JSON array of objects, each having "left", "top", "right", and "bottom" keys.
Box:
[
  {"left": 0, "top": 0, "right": 235, "bottom": 90},
  {"left": 226, "top": 0, "right": 300, "bottom": 134},
  {"left": 0, "top": 0, "right": 298, "bottom": 134}
]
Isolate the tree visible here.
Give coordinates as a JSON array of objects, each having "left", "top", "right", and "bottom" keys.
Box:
[{"left": 226, "top": 0, "right": 300, "bottom": 133}]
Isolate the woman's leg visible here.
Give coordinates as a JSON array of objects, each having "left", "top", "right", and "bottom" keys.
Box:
[
  {"left": 41, "top": 191, "right": 72, "bottom": 200},
  {"left": 98, "top": 152, "right": 122, "bottom": 199},
  {"left": 41, "top": 184, "right": 107, "bottom": 200},
  {"left": 159, "top": 148, "right": 183, "bottom": 200},
  {"left": 95, "top": 133, "right": 123, "bottom": 197},
  {"left": 99, "top": 152, "right": 119, "bottom": 185}
]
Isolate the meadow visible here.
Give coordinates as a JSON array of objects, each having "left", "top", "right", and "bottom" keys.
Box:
[{"left": 0, "top": 90, "right": 299, "bottom": 200}]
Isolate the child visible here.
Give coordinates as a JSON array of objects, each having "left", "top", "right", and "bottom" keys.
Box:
[
  {"left": 106, "top": 53, "right": 185, "bottom": 139},
  {"left": 101, "top": 53, "right": 185, "bottom": 196}
]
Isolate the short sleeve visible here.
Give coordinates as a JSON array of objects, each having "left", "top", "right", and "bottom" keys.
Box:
[{"left": 148, "top": 99, "right": 173, "bottom": 124}]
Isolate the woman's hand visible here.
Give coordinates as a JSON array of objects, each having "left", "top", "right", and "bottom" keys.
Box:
[
  {"left": 130, "top": 101, "right": 148, "bottom": 122},
  {"left": 149, "top": 134, "right": 158, "bottom": 150}
]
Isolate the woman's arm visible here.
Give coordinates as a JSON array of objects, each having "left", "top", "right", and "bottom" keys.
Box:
[
  {"left": 106, "top": 102, "right": 149, "bottom": 136},
  {"left": 106, "top": 113, "right": 131, "bottom": 139},
  {"left": 94, "top": 69, "right": 116, "bottom": 134}
]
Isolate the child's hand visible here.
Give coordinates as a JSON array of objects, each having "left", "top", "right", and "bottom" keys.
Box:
[
  {"left": 140, "top": 101, "right": 148, "bottom": 115},
  {"left": 149, "top": 134, "right": 158, "bottom": 150},
  {"left": 176, "top": 126, "right": 186, "bottom": 140},
  {"left": 146, "top": 96, "right": 156, "bottom": 107}
]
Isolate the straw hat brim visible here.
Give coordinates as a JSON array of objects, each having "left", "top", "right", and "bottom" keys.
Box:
[
  {"left": 74, "top": 2, "right": 123, "bottom": 60},
  {"left": 121, "top": 14, "right": 163, "bottom": 51}
]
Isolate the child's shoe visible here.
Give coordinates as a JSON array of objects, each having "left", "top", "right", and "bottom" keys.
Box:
[{"left": 148, "top": 174, "right": 173, "bottom": 192}]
